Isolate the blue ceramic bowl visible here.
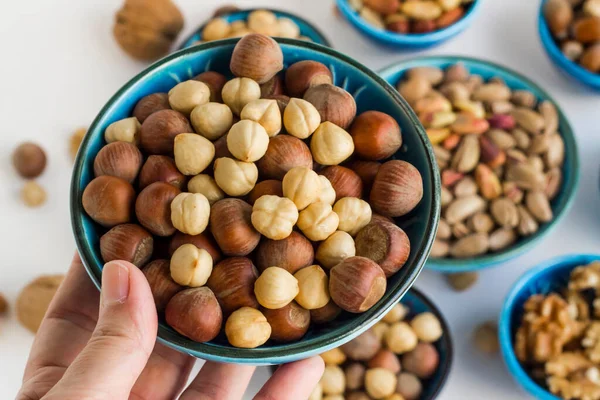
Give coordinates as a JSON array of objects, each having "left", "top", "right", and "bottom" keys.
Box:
[
  {"left": 538, "top": 0, "right": 600, "bottom": 90},
  {"left": 179, "top": 8, "right": 331, "bottom": 49},
  {"left": 70, "top": 38, "right": 440, "bottom": 365},
  {"left": 378, "top": 56, "right": 580, "bottom": 273},
  {"left": 336, "top": 0, "right": 481, "bottom": 48},
  {"left": 499, "top": 254, "right": 600, "bottom": 399}
]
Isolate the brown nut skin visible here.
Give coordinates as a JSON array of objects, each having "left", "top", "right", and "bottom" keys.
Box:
[
  {"left": 310, "top": 300, "right": 342, "bottom": 324},
  {"left": 260, "top": 74, "right": 285, "bottom": 98},
  {"left": 100, "top": 224, "right": 153, "bottom": 267},
  {"left": 135, "top": 181, "right": 181, "bottom": 236},
  {"left": 397, "top": 373, "right": 423, "bottom": 400},
  {"left": 207, "top": 257, "right": 259, "bottom": 315},
  {"left": 165, "top": 287, "right": 222, "bottom": 343},
  {"left": 370, "top": 160, "right": 423, "bottom": 217},
  {"left": 303, "top": 84, "right": 357, "bottom": 129},
  {"left": 256, "top": 135, "right": 313, "bottom": 180},
  {"left": 581, "top": 43, "right": 600, "bottom": 73},
  {"left": 365, "top": 0, "right": 400, "bottom": 15},
  {"left": 350, "top": 111, "right": 402, "bottom": 160},
  {"left": 213, "top": 134, "right": 234, "bottom": 160},
  {"left": 230, "top": 33, "right": 283, "bottom": 84},
  {"left": 329, "top": 256, "right": 387, "bottom": 313},
  {"left": 341, "top": 328, "right": 382, "bottom": 360},
  {"left": 355, "top": 220, "right": 410, "bottom": 277},
  {"left": 264, "top": 94, "right": 290, "bottom": 114},
  {"left": 368, "top": 349, "right": 401, "bottom": 373},
  {"left": 133, "top": 93, "right": 170, "bottom": 123},
  {"left": 346, "top": 392, "right": 371, "bottom": 400},
  {"left": 263, "top": 301, "right": 310, "bottom": 342},
  {"left": 347, "top": 160, "right": 381, "bottom": 196},
  {"left": 82, "top": 176, "right": 136, "bottom": 228},
  {"left": 168, "top": 232, "right": 222, "bottom": 262},
  {"left": 544, "top": 0, "right": 573, "bottom": 37},
  {"left": 193, "top": 71, "right": 227, "bottom": 102},
  {"left": 320, "top": 166, "right": 363, "bottom": 201},
  {"left": 12, "top": 142, "right": 46, "bottom": 178},
  {"left": 210, "top": 199, "right": 260, "bottom": 256},
  {"left": 93, "top": 141, "right": 143, "bottom": 183},
  {"left": 255, "top": 231, "right": 315, "bottom": 274},
  {"left": 573, "top": 16, "right": 600, "bottom": 43},
  {"left": 142, "top": 259, "right": 183, "bottom": 312},
  {"left": 345, "top": 363, "right": 366, "bottom": 390},
  {"left": 285, "top": 60, "right": 333, "bottom": 98},
  {"left": 402, "top": 342, "right": 440, "bottom": 379},
  {"left": 139, "top": 109, "right": 193, "bottom": 155},
  {"left": 139, "top": 155, "right": 186, "bottom": 190},
  {"left": 247, "top": 180, "right": 283, "bottom": 205}
]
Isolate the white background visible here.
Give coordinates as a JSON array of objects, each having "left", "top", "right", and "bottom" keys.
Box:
[{"left": 0, "top": 0, "right": 599, "bottom": 398}]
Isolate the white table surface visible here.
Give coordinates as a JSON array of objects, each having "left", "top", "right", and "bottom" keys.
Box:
[{"left": 1, "top": 0, "right": 599, "bottom": 398}]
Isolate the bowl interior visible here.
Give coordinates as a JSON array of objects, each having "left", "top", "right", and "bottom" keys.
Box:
[
  {"left": 499, "top": 254, "right": 600, "bottom": 399},
  {"left": 180, "top": 8, "right": 331, "bottom": 49},
  {"left": 378, "top": 56, "right": 580, "bottom": 273},
  {"left": 71, "top": 38, "right": 439, "bottom": 364}
]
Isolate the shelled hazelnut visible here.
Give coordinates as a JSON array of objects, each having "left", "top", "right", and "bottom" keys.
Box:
[
  {"left": 254, "top": 266, "right": 299, "bottom": 309},
  {"left": 21, "top": 181, "right": 47, "bottom": 208},
  {"left": 251, "top": 195, "right": 299, "bottom": 240},
  {"left": 295, "top": 265, "right": 331, "bottom": 310},
  {"left": 316, "top": 231, "right": 356, "bottom": 269},
  {"left": 333, "top": 198, "right": 372, "bottom": 236},
  {"left": 170, "top": 192, "right": 210, "bottom": 236},
  {"left": 225, "top": 307, "right": 272, "bottom": 348},
  {"left": 170, "top": 244, "right": 213, "bottom": 287},
  {"left": 168, "top": 232, "right": 222, "bottom": 262},
  {"left": 187, "top": 174, "right": 225, "bottom": 205},
  {"left": 298, "top": 202, "right": 340, "bottom": 241}
]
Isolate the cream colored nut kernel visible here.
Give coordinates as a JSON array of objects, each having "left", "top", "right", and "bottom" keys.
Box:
[
  {"left": 227, "top": 120, "right": 270, "bottom": 162},
  {"left": 251, "top": 195, "right": 299, "bottom": 240},
  {"left": 385, "top": 322, "right": 418, "bottom": 354},
  {"left": 247, "top": 10, "right": 279, "bottom": 35},
  {"left": 320, "top": 348, "right": 347, "bottom": 365},
  {"left": 168, "top": 80, "right": 211, "bottom": 115},
  {"left": 283, "top": 98, "right": 321, "bottom": 139},
  {"left": 311, "top": 122, "right": 355, "bottom": 166},
  {"left": 241, "top": 99, "right": 282, "bottom": 137},
  {"left": 371, "top": 322, "right": 390, "bottom": 342},
  {"left": 316, "top": 231, "right": 356, "bottom": 269},
  {"left": 282, "top": 166, "right": 322, "bottom": 210},
  {"left": 213, "top": 157, "right": 258, "bottom": 196},
  {"left": 222, "top": 77, "right": 261, "bottom": 115},
  {"left": 174, "top": 133, "right": 215, "bottom": 176},
  {"left": 277, "top": 17, "right": 301, "bottom": 38},
  {"left": 309, "top": 384, "right": 323, "bottom": 400},
  {"left": 187, "top": 174, "right": 224, "bottom": 205},
  {"left": 21, "top": 181, "right": 47, "bottom": 207},
  {"left": 297, "top": 202, "right": 340, "bottom": 241},
  {"left": 365, "top": 368, "right": 397, "bottom": 399},
  {"left": 202, "top": 18, "right": 231, "bottom": 41},
  {"left": 382, "top": 303, "right": 409, "bottom": 324},
  {"left": 254, "top": 266, "right": 299, "bottom": 309},
  {"left": 333, "top": 197, "right": 372, "bottom": 236},
  {"left": 225, "top": 307, "right": 272, "bottom": 349},
  {"left": 170, "top": 244, "right": 213, "bottom": 287},
  {"left": 104, "top": 117, "right": 141, "bottom": 144},
  {"left": 317, "top": 175, "right": 336, "bottom": 206},
  {"left": 321, "top": 365, "right": 346, "bottom": 395},
  {"left": 171, "top": 192, "right": 211, "bottom": 235},
  {"left": 410, "top": 312, "right": 443, "bottom": 343},
  {"left": 294, "top": 265, "right": 330, "bottom": 310},
  {"left": 230, "top": 20, "right": 247, "bottom": 32},
  {"left": 190, "top": 102, "right": 233, "bottom": 140}
]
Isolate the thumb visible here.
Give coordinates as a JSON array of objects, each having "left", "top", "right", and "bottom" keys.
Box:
[{"left": 44, "top": 260, "right": 158, "bottom": 400}]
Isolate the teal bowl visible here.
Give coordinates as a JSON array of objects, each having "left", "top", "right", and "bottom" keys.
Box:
[
  {"left": 378, "top": 56, "right": 580, "bottom": 273},
  {"left": 179, "top": 8, "right": 331, "bottom": 49},
  {"left": 70, "top": 38, "right": 439, "bottom": 365},
  {"left": 499, "top": 254, "right": 600, "bottom": 399}
]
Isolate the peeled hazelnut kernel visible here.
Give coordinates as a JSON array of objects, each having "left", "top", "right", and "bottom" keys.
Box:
[
  {"left": 247, "top": 10, "right": 279, "bottom": 35},
  {"left": 355, "top": 220, "right": 410, "bottom": 277},
  {"left": 370, "top": 160, "right": 423, "bottom": 217},
  {"left": 256, "top": 231, "right": 314, "bottom": 274},
  {"left": 282, "top": 166, "right": 322, "bottom": 210},
  {"left": 213, "top": 157, "right": 258, "bottom": 196},
  {"left": 251, "top": 195, "right": 299, "bottom": 240},
  {"left": 304, "top": 84, "right": 357, "bottom": 129},
  {"left": 283, "top": 98, "right": 322, "bottom": 139},
  {"left": 329, "top": 257, "right": 386, "bottom": 313},
  {"left": 222, "top": 77, "right": 262, "bottom": 115},
  {"left": 174, "top": 133, "right": 215, "bottom": 176},
  {"left": 385, "top": 322, "right": 418, "bottom": 354},
  {"left": 12, "top": 142, "right": 47, "bottom": 178},
  {"left": 83, "top": 176, "right": 136, "bottom": 227},
  {"left": 140, "top": 109, "right": 193, "bottom": 155},
  {"left": 285, "top": 60, "right": 333, "bottom": 98},
  {"left": 294, "top": 265, "right": 330, "bottom": 310},
  {"left": 21, "top": 181, "right": 47, "bottom": 208},
  {"left": 371, "top": 322, "right": 390, "bottom": 342},
  {"left": 202, "top": 17, "right": 231, "bottom": 41},
  {"left": 169, "top": 232, "right": 222, "bottom": 262},
  {"left": 350, "top": 111, "right": 402, "bottom": 160},
  {"left": 254, "top": 266, "right": 299, "bottom": 309},
  {"left": 263, "top": 301, "right": 310, "bottom": 342},
  {"left": 257, "top": 135, "right": 314, "bottom": 180},
  {"left": 473, "top": 321, "right": 499, "bottom": 354},
  {"left": 248, "top": 180, "right": 283, "bottom": 205},
  {"left": 93, "top": 141, "right": 143, "bottom": 183},
  {"left": 316, "top": 231, "right": 356, "bottom": 269},
  {"left": 320, "top": 166, "right": 363, "bottom": 201},
  {"left": 309, "top": 384, "right": 324, "bottom": 400},
  {"left": 321, "top": 348, "right": 348, "bottom": 366},
  {"left": 365, "top": 368, "right": 397, "bottom": 399},
  {"left": 240, "top": 99, "right": 282, "bottom": 137},
  {"left": 276, "top": 17, "right": 301, "bottom": 38},
  {"left": 165, "top": 287, "right": 222, "bottom": 342},
  {"left": 382, "top": 303, "right": 409, "bottom": 324},
  {"left": 139, "top": 155, "right": 185, "bottom": 190},
  {"left": 316, "top": 175, "right": 336, "bottom": 205},
  {"left": 210, "top": 199, "right": 260, "bottom": 256},
  {"left": 410, "top": 312, "right": 443, "bottom": 343},
  {"left": 297, "top": 202, "right": 340, "bottom": 241},
  {"left": 187, "top": 175, "right": 224, "bottom": 205},
  {"left": 168, "top": 80, "right": 211, "bottom": 115},
  {"left": 230, "top": 33, "right": 283, "bottom": 84},
  {"left": 193, "top": 71, "right": 228, "bottom": 103},
  {"left": 133, "top": 93, "right": 170, "bottom": 123},
  {"left": 70, "top": 127, "right": 87, "bottom": 160},
  {"left": 170, "top": 244, "right": 213, "bottom": 287},
  {"left": 311, "top": 300, "right": 342, "bottom": 324},
  {"left": 227, "top": 120, "right": 270, "bottom": 162},
  {"left": 333, "top": 198, "right": 372, "bottom": 236},
  {"left": 402, "top": 343, "right": 439, "bottom": 378},
  {"left": 321, "top": 365, "right": 346, "bottom": 395},
  {"left": 100, "top": 224, "right": 153, "bottom": 267},
  {"left": 206, "top": 257, "right": 259, "bottom": 314},
  {"left": 397, "top": 373, "right": 423, "bottom": 400},
  {"left": 311, "top": 122, "right": 355, "bottom": 166},
  {"left": 190, "top": 102, "right": 233, "bottom": 140},
  {"left": 135, "top": 181, "right": 181, "bottom": 236},
  {"left": 142, "top": 259, "right": 183, "bottom": 312},
  {"left": 170, "top": 192, "right": 210, "bottom": 235}
]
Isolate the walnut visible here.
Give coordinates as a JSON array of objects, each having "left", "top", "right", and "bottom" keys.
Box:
[
  {"left": 566, "top": 290, "right": 591, "bottom": 322},
  {"left": 583, "top": 322, "right": 600, "bottom": 363},
  {"left": 546, "top": 352, "right": 593, "bottom": 378},
  {"left": 548, "top": 375, "right": 600, "bottom": 400},
  {"left": 570, "top": 262, "right": 600, "bottom": 292},
  {"left": 113, "top": 0, "right": 184, "bottom": 61}
]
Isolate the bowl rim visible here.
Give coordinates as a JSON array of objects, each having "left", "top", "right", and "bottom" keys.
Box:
[
  {"left": 70, "top": 37, "right": 440, "bottom": 364},
  {"left": 537, "top": 0, "right": 600, "bottom": 89},
  {"left": 499, "top": 253, "right": 600, "bottom": 400},
  {"left": 335, "top": 0, "right": 482, "bottom": 46},
  {"left": 178, "top": 7, "right": 332, "bottom": 49},
  {"left": 377, "top": 55, "right": 581, "bottom": 273}
]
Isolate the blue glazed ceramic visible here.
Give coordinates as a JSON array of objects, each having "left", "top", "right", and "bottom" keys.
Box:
[
  {"left": 70, "top": 38, "right": 440, "bottom": 365},
  {"left": 179, "top": 8, "right": 331, "bottom": 49},
  {"left": 539, "top": 0, "right": 600, "bottom": 90},
  {"left": 378, "top": 56, "right": 580, "bottom": 273},
  {"left": 336, "top": 0, "right": 481, "bottom": 48},
  {"left": 499, "top": 254, "right": 600, "bottom": 399}
]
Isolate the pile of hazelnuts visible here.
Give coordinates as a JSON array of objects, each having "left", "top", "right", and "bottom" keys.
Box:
[{"left": 81, "top": 33, "right": 424, "bottom": 349}]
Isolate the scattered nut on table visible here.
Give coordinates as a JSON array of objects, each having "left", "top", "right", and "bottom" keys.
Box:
[{"left": 16, "top": 275, "right": 65, "bottom": 333}]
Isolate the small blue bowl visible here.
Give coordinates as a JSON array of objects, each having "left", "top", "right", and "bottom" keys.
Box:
[
  {"left": 499, "top": 254, "right": 600, "bottom": 399},
  {"left": 378, "top": 56, "right": 580, "bottom": 273},
  {"left": 179, "top": 8, "right": 331, "bottom": 50},
  {"left": 71, "top": 38, "right": 440, "bottom": 365},
  {"left": 538, "top": 0, "right": 600, "bottom": 90},
  {"left": 336, "top": 0, "right": 482, "bottom": 48}
]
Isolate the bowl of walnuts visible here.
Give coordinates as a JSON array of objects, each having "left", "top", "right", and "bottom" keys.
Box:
[{"left": 71, "top": 34, "right": 439, "bottom": 364}]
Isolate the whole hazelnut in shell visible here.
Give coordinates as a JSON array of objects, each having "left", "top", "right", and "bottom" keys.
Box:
[
  {"left": 263, "top": 301, "right": 310, "bottom": 342},
  {"left": 247, "top": 180, "right": 283, "bottom": 205},
  {"left": 355, "top": 220, "right": 410, "bottom": 277},
  {"left": 230, "top": 34, "right": 283, "bottom": 84},
  {"left": 368, "top": 349, "right": 401, "bottom": 373},
  {"left": 165, "top": 287, "right": 222, "bottom": 342},
  {"left": 256, "top": 135, "right": 313, "bottom": 180},
  {"left": 82, "top": 176, "right": 136, "bottom": 228},
  {"left": 135, "top": 181, "right": 181, "bottom": 236},
  {"left": 225, "top": 307, "right": 272, "bottom": 349},
  {"left": 142, "top": 259, "right": 183, "bottom": 312},
  {"left": 347, "top": 160, "right": 381, "bottom": 196},
  {"left": 255, "top": 231, "right": 314, "bottom": 274},
  {"left": 100, "top": 224, "right": 153, "bottom": 267},
  {"left": 285, "top": 60, "right": 333, "bottom": 98},
  {"left": 140, "top": 109, "right": 193, "bottom": 155},
  {"left": 168, "top": 232, "right": 222, "bottom": 262},
  {"left": 210, "top": 198, "right": 260, "bottom": 256},
  {"left": 193, "top": 71, "right": 227, "bottom": 103},
  {"left": 350, "top": 111, "right": 402, "bottom": 160},
  {"left": 138, "top": 155, "right": 185, "bottom": 190},
  {"left": 365, "top": 0, "right": 400, "bottom": 15},
  {"left": 320, "top": 166, "right": 363, "bottom": 201},
  {"left": 133, "top": 93, "right": 170, "bottom": 123},
  {"left": 259, "top": 75, "right": 285, "bottom": 98},
  {"left": 93, "top": 141, "right": 143, "bottom": 183},
  {"left": 402, "top": 342, "right": 440, "bottom": 378},
  {"left": 207, "top": 257, "right": 259, "bottom": 315},
  {"left": 370, "top": 160, "right": 423, "bottom": 217},
  {"left": 345, "top": 362, "right": 366, "bottom": 390},
  {"left": 329, "top": 257, "right": 386, "bottom": 313},
  {"left": 304, "top": 84, "right": 357, "bottom": 129},
  {"left": 397, "top": 372, "right": 423, "bottom": 400},
  {"left": 341, "top": 328, "right": 381, "bottom": 360},
  {"left": 12, "top": 142, "right": 46, "bottom": 178},
  {"left": 311, "top": 300, "right": 342, "bottom": 324},
  {"left": 16, "top": 275, "right": 64, "bottom": 333}
]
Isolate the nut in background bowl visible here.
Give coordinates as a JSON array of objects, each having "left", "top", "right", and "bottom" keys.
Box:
[
  {"left": 378, "top": 56, "right": 579, "bottom": 273},
  {"left": 71, "top": 38, "right": 439, "bottom": 365}
]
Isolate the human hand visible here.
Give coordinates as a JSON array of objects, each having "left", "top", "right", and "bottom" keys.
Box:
[{"left": 17, "top": 254, "right": 324, "bottom": 400}]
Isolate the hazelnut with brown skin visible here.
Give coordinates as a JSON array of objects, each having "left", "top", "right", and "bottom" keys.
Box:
[
  {"left": 165, "top": 287, "right": 222, "bottom": 342},
  {"left": 168, "top": 232, "right": 222, "bottom": 262},
  {"left": 402, "top": 342, "right": 440, "bottom": 379},
  {"left": 193, "top": 71, "right": 227, "bottom": 102},
  {"left": 347, "top": 160, "right": 381, "bottom": 196},
  {"left": 350, "top": 111, "right": 402, "bottom": 160},
  {"left": 345, "top": 363, "right": 366, "bottom": 390},
  {"left": 100, "top": 224, "right": 153, "bottom": 267},
  {"left": 12, "top": 142, "right": 46, "bottom": 179},
  {"left": 256, "top": 135, "right": 314, "bottom": 180},
  {"left": 247, "top": 180, "right": 283, "bottom": 205},
  {"left": 370, "top": 160, "right": 424, "bottom": 217},
  {"left": 255, "top": 231, "right": 314, "bottom": 274},
  {"left": 341, "top": 328, "right": 381, "bottom": 360},
  {"left": 310, "top": 300, "right": 342, "bottom": 324},
  {"left": 133, "top": 93, "right": 170, "bottom": 123},
  {"left": 285, "top": 60, "right": 333, "bottom": 98},
  {"left": 367, "top": 349, "right": 401, "bottom": 373},
  {"left": 260, "top": 75, "right": 285, "bottom": 98},
  {"left": 264, "top": 94, "right": 290, "bottom": 114},
  {"left": 213, "top": 134, "right": 234, "bottom": 159},
  {"left": 139, "top": 109, "right": 193, "bottom": 155},
  {"left": 135, "top": 181, "right": 181, "bottom": 236},
  {"left": 330, "top": 257, "right": 386, "bottom": 313},
  {"left": 320, "top": 166, "right": 363, "bottom": 201},
  {"left": 93, "top": 141, "right": 143, "bottom": 183},
  {"left": 210, "top": 198, "right": 261, "bottom": 256},
  {"left": 82, "top": 176, "right": 136, "bottom": 227},
  {"left": 207, "top": 257, "right": 259, "bottom": 315},
  {"left": 355, "top": 220, "right": 410, "bottom": 277},
  {"left": 304, "top": 84, "right": 357, "bottom": 129},
  {"left": 263, "top": 301, "right": 310, "bottom": 342},
  {"left": 142, "top": 259, "right": 183, "bottom": 312},
  {"left": 139, "top": 155, "right": 186, "bottom": 190},
  {"left": 230, "top": 34, "right": 283, "bottom": 84}
]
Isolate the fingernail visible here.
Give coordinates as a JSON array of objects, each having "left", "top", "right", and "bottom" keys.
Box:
[{"left": 102, "top": 261, "right": 130, "bottom": 305}]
